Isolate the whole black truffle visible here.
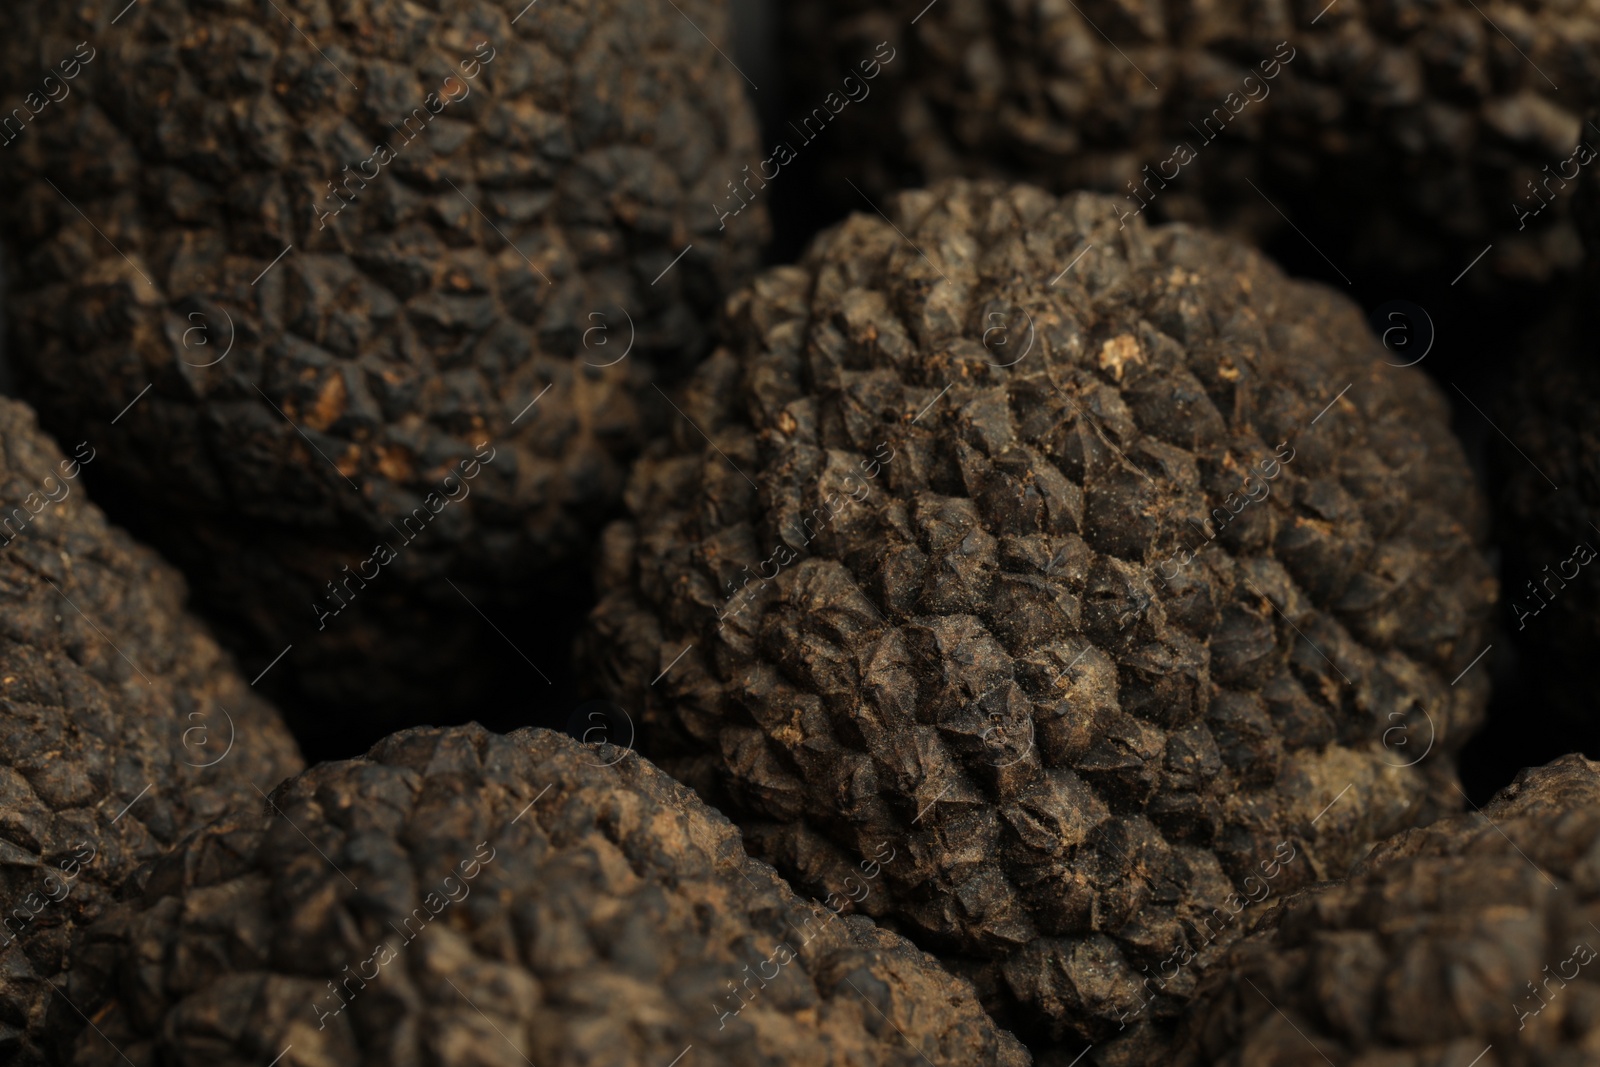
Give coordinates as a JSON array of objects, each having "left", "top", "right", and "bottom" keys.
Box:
[
  {"left": 0, "top": 0, "right": 767, "bottom": 718},
  {"left": 580, "top": 180, "right": 1498, "bottom": 1051},
  {"left": 1175, "top": 754, "right": 1600, "bottom": 1065},
  {"left": 779, "top": 0, "right": 1598, "bottom": 281},
  {"left": 0, "top": 397, "right": 303, "bottom": 1066},
  {"left": 65, "top": 724, "right": 1030, "bottom": 1067}
]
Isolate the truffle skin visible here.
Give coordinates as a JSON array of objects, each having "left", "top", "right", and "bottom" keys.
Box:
[
  {"left": 0, "top": 397, "right": 303, "bottom": 1066},
  {"left": 0, "top": 0, "right": 766, "bottom": 712},
  {"left": 580, "top": 180, "right": 1498, "bottom": 1049},
  {"left": 64, "top": 724, "right": 1031, "bottom": 1067},
  {"left": 782, "top": 0, "right": 1596, "bottom": 281},
  {"left": 1175, "top": 755, "right": 1600, "bottom": 1066}
]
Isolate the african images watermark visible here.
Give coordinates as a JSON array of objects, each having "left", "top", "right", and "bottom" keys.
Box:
[
  {"left": 564, "top": 699, "right": 637, "bottom": 768},
  {"left": 172, "top": 299, "right": 238, "bottom": 368},
  {"left": 180, "top": 700, "right": 240, "bottom": 769},
  {"left": 1513, "top": 134, "right": 1599, "bottom": 230},
  {"left": 0, "top": 41, "right": 97, "bottom": 148},
  {"left": 1514, "top": 939, "right": 1596, "bottom": 1030},
  {"left": 1510, "top": 539, "right": 1596, "bottom": 630},
  {"left": 714, "top": 442, "right": 896, "bottom": 629},
  {"left": 813, "top": 839, "right": 897, "bottom": 918},
  {"left": 0, "top": 441, "right": 97, "bottom": 549},
  {"left": 310, "top": 840, "right": 497, "bottom": 1028},
  {"left": 1117, "top": 838, "right": 1299, "bottom": 1029},
  {"left": 313, "top": 441, "right": 497, "bottom": 629},
  {"left": 712, "top": 42, "right": 898, "bottom": 231},
  {"left": 1114, "top": 41, "right": 1297, "bottom": 229},
  {"left": 1368, "top": 300, "right": 1435, "bottom": 369},
  {"left": 1, "top": 841, "right": 96, "bottom": 947},
  {"left": 313, "top": 41, "right": 498, "bottom": 230},
  {"left": 712, "top": 840, "right": 898, "bottom": 1029},
  {"left": 579, "top": 305, "right": 635, "bottom": 368}
]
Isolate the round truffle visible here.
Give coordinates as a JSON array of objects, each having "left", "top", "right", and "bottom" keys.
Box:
[
  {"left": 779, "top": 0, "right": 1597, "bottom": 281},
  {"left": 580, "top": 180, "right": 1498, "bottom": 1048},
  {"left": 1175, "top": 754, "right": 1600, "bottom": 1065},
  {"left": 63, "top": 724, "right": 1030, "bottom": 1067},
  {"left": 0, "top": 0, "right": 767, "bottom": 715},
  {"left": 0, "top": 397, "right": 303, "bottom": 1067}
]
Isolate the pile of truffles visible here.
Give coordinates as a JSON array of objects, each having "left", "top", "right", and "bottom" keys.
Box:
[{"left": 0, "top": 1, "right": 1591, "bottom": 1066}]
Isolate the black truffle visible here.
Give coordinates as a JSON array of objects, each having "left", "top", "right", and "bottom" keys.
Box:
[
  {"left": 780, "top": 0, "right": 1595, "bottom": 281},
  {"left": 0, "top": 0, "right": 767, "bottom": 718},
  {"left": 64, "top": 724, "right": 1031, "bottom": 1067},
  {"left": 1175, "top": 755, "right": 1600, "bottom": 1065},
  {"left": 0, "top": 397, "right": 303, "bottom": 1067},
  {"left": 580, "top": 180, "right": 1498, "bottom": 1050}
]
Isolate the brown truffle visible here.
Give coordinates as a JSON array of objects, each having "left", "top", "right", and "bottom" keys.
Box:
[
  {"left": 580, "top": 180, "right": 1498, "bottom": 1050},
  {"left": 0, "top": 0, "right": 767, "bottom": 717},
  {"left": 0, "top": 396, "right": 302, "bottom": 1067},
  {"left": 63, "top": 724, "right": 1030, "bottom": 1067},
  {"left": 1176, "top": 755, "right": 1600, "bottom": 1065}
]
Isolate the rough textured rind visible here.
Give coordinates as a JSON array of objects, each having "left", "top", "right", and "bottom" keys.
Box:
[
  {"left": 579, "top": 180, "right": 1498, "bottom": 1051},
  {"left": 0, "top": 397, "right": 303, "bottom": 1067},
  {"left": 63, "top": 724, "right": 1030, "bottom": 1067},
  {"left": 0, "top": 0, "right": 767, "bottom": 714},
  {"left": 1175, "top": 755, "right": 1600, "bottom": 1065},
  {"left": 782, "top": 0, "right": 1599, "bottom": 281}
]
